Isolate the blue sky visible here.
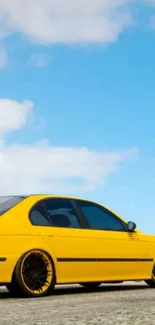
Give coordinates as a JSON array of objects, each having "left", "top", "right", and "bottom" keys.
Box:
[{"left": 0, "top": 0, "right": 155, "bottom": 233}]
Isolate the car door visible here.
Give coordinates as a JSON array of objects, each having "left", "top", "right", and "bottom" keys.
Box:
[
  {"left": 74, "top": 199, "right": 154, "bottom": 281},
  {"left": 29, "top": 197, "right": 102, "bottom": 283}
]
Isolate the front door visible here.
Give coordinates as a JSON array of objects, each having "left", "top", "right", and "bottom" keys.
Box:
[{"left": 74, "top": 199, "right": 154, "bottom": 281}]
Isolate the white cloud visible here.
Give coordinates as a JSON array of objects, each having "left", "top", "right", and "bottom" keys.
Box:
[
  {"left": 0, "top": 98, "right": 139, "bottom": 195},
  {"left": 29, "top": 53, "right": 50, "bottom": 68},
  {"left": 0, "top": 0, "right": 132, "bottom": 45},
  {"left": 0, "top": 99, "right": 33, "bottom": 136}
]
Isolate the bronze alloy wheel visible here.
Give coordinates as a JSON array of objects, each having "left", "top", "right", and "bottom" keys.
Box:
[{"left": 7, "top": 250, "right": 55, "bottom": 297}]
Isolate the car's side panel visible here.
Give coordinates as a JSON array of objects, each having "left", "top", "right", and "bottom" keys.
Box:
[
  {"left": 0, "top": 195, "right": 155, "bottom": 284},
  {"left": 35, "top": 227, "right": 154, "bottom": 283}
]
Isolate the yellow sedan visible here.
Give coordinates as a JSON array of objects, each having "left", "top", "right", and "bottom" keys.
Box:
[{"left": 0, "top": 194, "right": 155, "bottom": 298}]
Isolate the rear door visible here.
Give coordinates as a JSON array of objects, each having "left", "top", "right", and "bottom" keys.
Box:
[
  {"left": 29, "top": 197, "right": 101, "bottom": 283},
  {"left": 73, "top": 199, "right": 153, "bottom": 281}
]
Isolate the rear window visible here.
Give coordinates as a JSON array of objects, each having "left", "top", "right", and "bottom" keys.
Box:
[{"left": 0, "top": 196, "right": 26, "bottom": 216}]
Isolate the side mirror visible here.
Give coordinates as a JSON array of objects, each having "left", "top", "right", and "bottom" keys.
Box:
[{"left": 127, "top": 221, "right": 137, "bottom": 232}]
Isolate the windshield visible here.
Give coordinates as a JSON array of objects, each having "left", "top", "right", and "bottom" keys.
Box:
[{"left": 0, "top": 196, "right": 26, "bottom": 216}]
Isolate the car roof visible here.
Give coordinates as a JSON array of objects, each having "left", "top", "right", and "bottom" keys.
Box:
[
  {"left": 0, "top": 194, "right": 128, "bottom": 225},
  {"left": 1, "top": 194, "right": 88, "bottom": 200},
  {"left": 0, "top": 194, "right": 92, "bottom": 202},
  {"left": 0, "top": 194, "right": 104, "bottom": 206}
]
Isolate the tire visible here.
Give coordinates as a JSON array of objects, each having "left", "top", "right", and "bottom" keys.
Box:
[
  {"left": 145, "top": 263, "right": 155, "bottom": 288},
  {"left": 145, "top": 280, "right": 155, "bottom": 288},
  {"left": 79, "top": 282, "right": 102, "bottom": 289},
  {"left": 9, "top": 249, "right": 55, "bottom": 298},
  {"left": 6, "top": 282, "right": 23, "bottom": 296}
]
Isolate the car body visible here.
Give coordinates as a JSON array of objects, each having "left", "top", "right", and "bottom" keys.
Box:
[{"left": 0, "top": 194, "right": 155, "bottom": 297}]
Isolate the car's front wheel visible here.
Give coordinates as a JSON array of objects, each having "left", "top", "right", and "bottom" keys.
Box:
[
  {"left": 79, "top": 282, "right": 102, "bottom": 289},
  {"left": 145, "top": 279, "right": 155, "bottom": 288},
  {"left": 145, "top": 263, "right": 155, "bottom": 288},
  {"left": 8, "top": 249, "right": 55, "bottom": 298}
]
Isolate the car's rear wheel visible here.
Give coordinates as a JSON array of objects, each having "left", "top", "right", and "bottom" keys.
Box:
[
  {"left": 8, "top": 249, "right": 55, "bottom": 298},
  {"left": 79, "top": 282, "right": 102, "bottom": 289}
]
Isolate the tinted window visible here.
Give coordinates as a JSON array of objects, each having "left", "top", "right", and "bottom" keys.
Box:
[
  {"left": 29, "top": 202, "right": 50, "bottom": 226},
  {"left": 76, "top": 200, "right": 127, "bottom": 231},
  {"left": 42, "top": 199, "right": 81, "bottom": 229},
  {"left": 0, "top": 196, "right": 26, "bottom": 216}
]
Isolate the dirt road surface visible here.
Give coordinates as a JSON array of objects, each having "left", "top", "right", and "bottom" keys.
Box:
[{"left": 0, "top": 282, "right": 154, "bottom": 325}]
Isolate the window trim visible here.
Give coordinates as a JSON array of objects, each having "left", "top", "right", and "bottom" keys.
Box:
[
  {"left": 29, "top": 200, "right": 51, "bottom": 227},
  {"left": 70, "top": 199, "right": 91, "bottom": 229},
  {"left": 74, "top": 199, "right": 128, "bottom": 233}
]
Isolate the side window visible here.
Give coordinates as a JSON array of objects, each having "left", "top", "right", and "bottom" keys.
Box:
[
  {"left": 42, "top": 199, "right": 81, "bottom": 229},
  {"left": 76, "top": 200, "right": 127, "bottom": 231},
  {"left": 29, "top": 202, "right": 50, "bottom": 226}
]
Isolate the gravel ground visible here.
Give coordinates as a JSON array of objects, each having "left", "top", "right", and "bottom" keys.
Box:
[{"left": 0, "top": 282, "right": 154, "bottom": 325}]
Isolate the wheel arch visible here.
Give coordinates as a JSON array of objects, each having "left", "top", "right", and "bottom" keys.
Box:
[{"left": 10, "top": 247, "right": 57, "bottom": 283}]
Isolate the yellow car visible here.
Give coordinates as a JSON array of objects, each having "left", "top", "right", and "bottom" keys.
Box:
[{"left": 0, "top": 194, "right": 155, "bottom": 298}]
